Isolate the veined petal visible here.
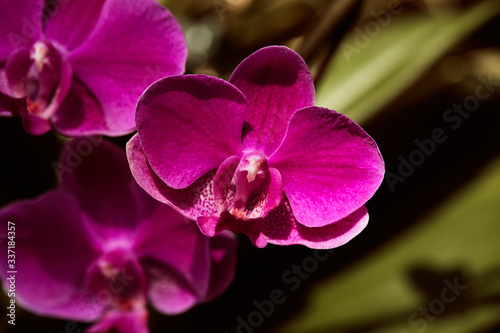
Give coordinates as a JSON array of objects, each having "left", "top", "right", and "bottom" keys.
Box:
[
  {"left": 269, "top": 106, "right": 384, "bottom": 227},
  {"left": 58, "top": 138, "right": 140, "bottom": 243},
  {"left": 229, "top": 46, "right": 314, "bottom": 155},
  {"left": 133, "top": 204, "right": 211, "bottom": 302},
  {"left": 136, "top": 75, "right": 247, "bottom": 189},
  {"left": 0, "top": 0, "right": 42, "bottom": 57},
  {"left": 67, "top": 0, "right": 187, "bottom": 134},
  {"left": 44, "top": 0, "right": 106, "bottom": 51},
  {"left": 0, "top": 190, "right": 103, "bottom": 321},
  {"left": 263, "top": 199, "right": 369, "bottom": 249},
  {"left": 126, "top": 134, "right": 218, "bottom": 220}
]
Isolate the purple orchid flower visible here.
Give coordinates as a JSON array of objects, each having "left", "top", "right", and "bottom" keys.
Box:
[
  {"left": 0, "top": 0, "right": 186, "bottom": 136},
  {"left": 127, "top": 45, "right": 385, "bottom": 249},
  {"left": 0, "top": 138, "right": 236, "bottom": 333}
]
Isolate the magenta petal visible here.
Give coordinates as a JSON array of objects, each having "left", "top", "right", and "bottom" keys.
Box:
[
  {"left": 3, "top": 47, "right": 30, "bottom": 97},
  {"left": 263, "top": 199, "right": 369, "bottom": 249},
  {"left": 86, "top": 309, "right": 149, "bottom": 333},
  {"left": 269, "top": 107, "right": 384, "bottom": 227},
  {"left": 133, "top": 204, "right": 211, "bottom": 314},
  {"left": 44, "top": 0, "right": 106, "bottom": 51},
  {"left": 141, "top": 260, "right": 206, "bottom": 315},
  {"left": 229, "top": 46, "right": 315, "bottom": 155},
  {"left": 126, "top": 134, "right": 218, "bottom": 220},
  {"left": 52, "top": 77, "right": 111, "bottom": 136},
  {"left": 58, "top": 138, "right": 140, "bottom": 243},
  {"left": 205, "top": 231, "right": 237, "bottom": 301},
  {"left": 136, "top": 75, "right": 247, "bottom": 189},
  {"left": 0, "top": 190, "right": 103, "bottom": 321},
  {"left": 0, "top": 0, "right": 42, "bottom": 57},
  {"left": 67, "top": 0, "right": 187, "bottom": 134}
]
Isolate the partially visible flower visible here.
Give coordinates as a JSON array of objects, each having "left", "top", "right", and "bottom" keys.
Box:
[
  {"left": 0, "top": 138, "right": 235, "bottom": 332},
  {"left": 0, "top": 0, "right": 186, "bottom": 136},
  {"left": 127, "top": 46, "right": 385, "bottom": 249}
]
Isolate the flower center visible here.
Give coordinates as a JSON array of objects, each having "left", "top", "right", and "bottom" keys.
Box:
[
  {"left": 24, "top": 40, "right": 71, "bottom": 119},
  {"left": 86, "top": 248, "right": 147, "bottom": 311},
  {"left": 230, "top": 150, "right": 268, "bottom": 218}
]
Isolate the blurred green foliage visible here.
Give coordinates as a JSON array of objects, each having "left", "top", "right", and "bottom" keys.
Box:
[
  {"left": 279, "top": 154, "right": 500, "bottom": 333},
  {"left": 316, "top": 0, "right": 500, "bottom": 124}
]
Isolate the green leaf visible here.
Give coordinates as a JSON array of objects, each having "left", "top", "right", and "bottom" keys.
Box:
[
  {"left": 316, "top": 0, "right": 500, "bottom": 124},
  {"left": 278, "top": 154, "right": 500, "bottom": 333}
]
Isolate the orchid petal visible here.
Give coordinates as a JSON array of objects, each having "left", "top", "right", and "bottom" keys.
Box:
[
  {"left": 52, "top": 77, "right": 111, "bottom": 136},
  {"left": 263, "top": 199, "right": 369, "bottom": 249},
  {"left": 0, "top": 190, "right": 103, "bottom": 321},
  {"left": 58, "top": 138, "right": 140, "bottom": 243},
  {"left": 141, "top": 259, "right": 203, "bottom": 315},
  {"left": 44, "top": 0, "right": 106, "bottom": 51},
  {"left": 205, "top": 231, "right": 237, "bottom": 301},
  {"left": 133, "top": 204, "right": 211, "bottom": 302},
  {"left": 269, "top": 106, "right": 384, "bottom": 227},
  {"left": 229, "top": 46, "right": 314, "bottom": 155},
  {"left": 0, "top": 0, "right": 42, "bottom": 58},
  {"left": 67, "top": 0, "right": 187, "bottom": 134},
  {"left": 136, "top": 75, "right": 247, "bottom": 189},
  {"left": 126, "top": 134, "right": 218, "bottom": 220},
  {"left": 3, "top": 47, "right": 30, "bottom": 98}
]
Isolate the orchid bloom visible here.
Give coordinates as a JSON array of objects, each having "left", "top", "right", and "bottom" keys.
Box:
[
  {"left": 0, "top": 0, "right": 186, "bottom": 136},
  {"left": 127, "top": 46, "right": 385, "bottom": 249},
  {"left": 0, "top": 138, "right": 236, "bottom": 333}
]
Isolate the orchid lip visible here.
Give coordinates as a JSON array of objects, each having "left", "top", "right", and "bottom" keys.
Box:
[{"left": 86, "top": 247, "right": 147, "bottom": 311}]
